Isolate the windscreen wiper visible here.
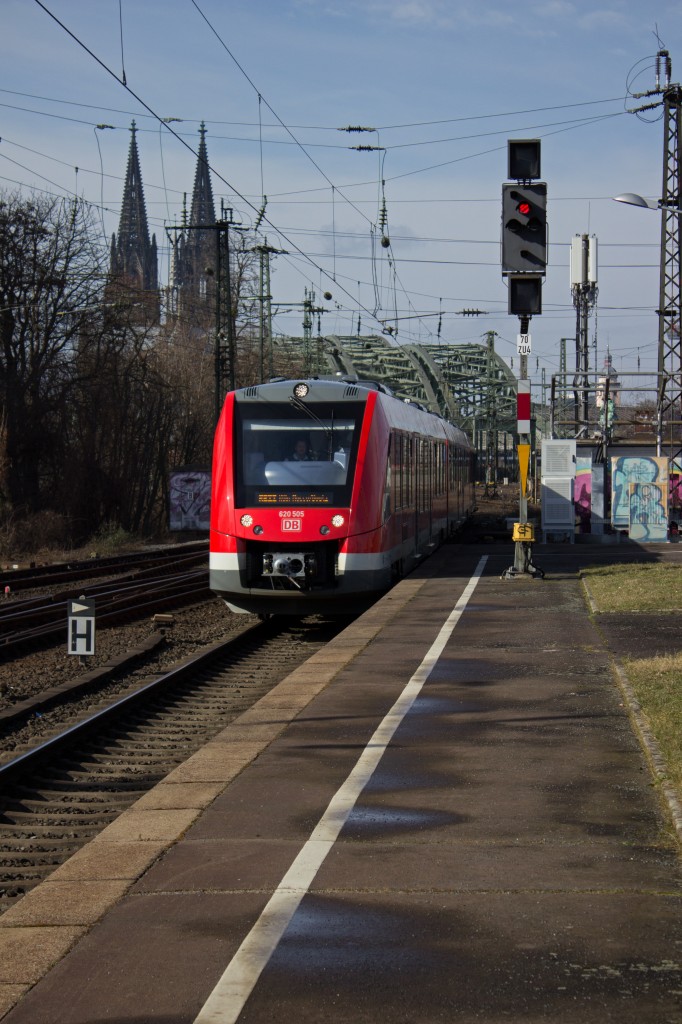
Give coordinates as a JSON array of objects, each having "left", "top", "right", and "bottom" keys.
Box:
[{"left": 289, "top": 395, "right": 333, "bottom": 458}]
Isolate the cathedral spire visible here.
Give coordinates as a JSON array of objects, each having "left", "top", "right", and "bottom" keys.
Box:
[
  {"left": 189, "top": 122, "right": 216, "bottom": 228},
  {"left": 173, "top": 123, "right": 218, "bottom": 322},
  {"left": 109, "top": 121, "right": 159, "bottom": 320}
]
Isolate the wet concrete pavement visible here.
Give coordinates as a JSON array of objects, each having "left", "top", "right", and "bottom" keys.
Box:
[{"left": 1, "top": 541, "right": 681, "bottom": 1023}]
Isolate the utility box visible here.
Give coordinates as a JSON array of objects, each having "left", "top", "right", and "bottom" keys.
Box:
[{"left": 541, "top": 439, "right": 576, "bottom": 542}]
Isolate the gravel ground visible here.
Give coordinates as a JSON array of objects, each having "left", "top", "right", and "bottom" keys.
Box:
[{"left": 0, "top": 597, "right": 256, "bottom": 709}]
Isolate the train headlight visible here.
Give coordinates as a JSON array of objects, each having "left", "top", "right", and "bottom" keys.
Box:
[
  {"left": 320, "top": 525, "right": 330, "bottom": 535},
  {"left": 331, "top": 514, "right": 345, "bottom": 528},
  {"left": 253, "top": 525, "right": 264, "bottom": 535},
  {"left": 240, "top": 514, "right": 253, "bottom": 527},
  {"left": 293, "top": 382, "right": 309, "bottom": 398}
]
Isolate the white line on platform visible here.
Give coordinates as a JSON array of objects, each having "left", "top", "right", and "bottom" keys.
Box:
[{"left": 193, "top": 556, "right": 488, "bottom": 1024}]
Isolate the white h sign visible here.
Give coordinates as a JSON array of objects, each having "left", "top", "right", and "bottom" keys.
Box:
[{"left": 68, "top": 598, "right": 96, "bottom": 656}]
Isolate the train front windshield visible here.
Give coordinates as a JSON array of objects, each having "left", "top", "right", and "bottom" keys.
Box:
[{"left": 235, "top": 402, "right": 364, "bottom": 508}]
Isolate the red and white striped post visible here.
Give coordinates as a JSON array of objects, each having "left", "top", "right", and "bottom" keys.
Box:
[
  {"left": 517, "top": 377, "right": 531, "bottom": 509},
  {"left": 517, "top": 378, "right": 532, "bottom": 500},
  {"left": 508, "top": 378, "right": 533, "bottom": 574},
  {"left": 517, "top": 379, "right": 531, "bottom": 435}
]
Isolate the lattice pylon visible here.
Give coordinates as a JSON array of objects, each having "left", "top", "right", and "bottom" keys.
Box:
[{"left": 657, "top": 83, "right": 682, "bottom": 459}]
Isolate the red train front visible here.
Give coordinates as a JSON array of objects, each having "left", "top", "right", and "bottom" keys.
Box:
[{"left": 209, "top": 377, "right": 474, "bottom": 616}]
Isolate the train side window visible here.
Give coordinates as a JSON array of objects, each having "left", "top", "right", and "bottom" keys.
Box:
[
  {"left": 383, "top": 461, "right": 391, "bottom": 523},
  {"left": 395, "top": 433, "right": 402, "bottom": 510},
  {"left": 405, "top": 436, "right": 411, "bottom": 507},
  {"left": 437, "top": 442, "right": 445, "bottom": 496}
]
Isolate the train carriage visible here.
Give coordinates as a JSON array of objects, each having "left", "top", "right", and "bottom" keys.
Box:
[{"left": 209, "top": 377, "right": 475, "bottom": 616}]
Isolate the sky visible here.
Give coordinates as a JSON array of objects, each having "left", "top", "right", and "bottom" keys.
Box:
[{"left": 2, "top": 0, "right": 682, "bottom": 404}]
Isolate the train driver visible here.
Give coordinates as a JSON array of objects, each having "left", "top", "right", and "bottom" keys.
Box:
[{"left": 288, "top": 437, "right": 314, "bottom": 461}]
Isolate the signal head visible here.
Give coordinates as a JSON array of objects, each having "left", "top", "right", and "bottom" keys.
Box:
[{"left": 501, "top": 182, "right": 547, "bottom": 275}]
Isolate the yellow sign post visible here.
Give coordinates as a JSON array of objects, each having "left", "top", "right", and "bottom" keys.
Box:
[{"left": 518, "top": 443, "right": 531, "bottom": 497}]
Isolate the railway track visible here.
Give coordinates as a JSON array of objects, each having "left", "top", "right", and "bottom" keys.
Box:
[
  {"left": 0, "top": 613, "right": 350, "bottom": 916},
  {"left": 0, "top": 541, "right": 207, "bottom": 593},
  {"left": 0, "top": 551, "right": 210, "bottom": 659}
]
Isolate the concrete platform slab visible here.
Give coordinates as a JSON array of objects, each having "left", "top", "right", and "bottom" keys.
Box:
[
  {"left": 0, "top": 879, "right": 130, "bottom": 928},
  {"left": 131, "top": 838, "right": 311, "bottom": 893},
  {"left": 47, "top": 839, "right": 168, "bottom": 883},
  {"left": 233, "top": 891, "right": 682, "bottom": 1024},
  {"left": 0, "top": 893, "right": 268, "bottom": 1024},
  {"left": 1, "top": 545, "right": 681, "bottom": 1024},
  {"left": 0, "top": 927, "right": 88, "bottom": 987}
]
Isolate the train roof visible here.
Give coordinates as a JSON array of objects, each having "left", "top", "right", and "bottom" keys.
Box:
[
  {"left": 234, "top": 377, "right": 387, "bottom": 402},
  {"left": 230, "top": 377, "right": 471, "bottom": 447}
]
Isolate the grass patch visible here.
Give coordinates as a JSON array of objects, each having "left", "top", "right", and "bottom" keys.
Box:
[
  {"left": 582, "top": 562, "right": 682, "bottom": 811},
  {"left": 626, "top": 654, "right": 682, "bottom": 794},
  {"left": 581, "top": 562, "right": 682, "bottom": 612}
]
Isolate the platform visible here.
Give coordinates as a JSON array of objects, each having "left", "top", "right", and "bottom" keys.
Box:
[{"left": 1, "top": 541, "right": 681, "bottom": 1023}]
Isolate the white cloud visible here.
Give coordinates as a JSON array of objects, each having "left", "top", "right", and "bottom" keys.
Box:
[
  {"left": 391, "top": 2, "right": 435, "bottom": 22},
  {"left": 577, "top": 9, "right": 632, "bottom": 32}
]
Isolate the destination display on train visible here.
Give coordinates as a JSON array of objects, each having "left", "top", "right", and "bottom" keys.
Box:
[{"left": 257, "top": 491, "right": 332, "bottom": 506}]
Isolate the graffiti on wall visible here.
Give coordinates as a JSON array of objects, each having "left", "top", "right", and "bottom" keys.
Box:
[
  {"left": 169, "top": 471, "right": 211, "bottom": 531},
  {"left": 575, "top": 457, "right": 592, "bottom": 533},
  {"left": 610, "top": 456, "right": 668, "bottom": 529},
  {"left": 629, "top": 481, "right": 668, "bottom": 542},
  {"left": 671, "top": 458, "right": 682, "bottom": 514}
]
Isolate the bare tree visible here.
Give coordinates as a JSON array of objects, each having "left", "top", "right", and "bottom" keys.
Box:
[
  {"left": 0, "top": 191, "right": 105, "bottom": 516},
  {"left": 0, "top": 190, "right": 310, "bottom": 552},
  {"left": 65, "top": 305, "right": 169, "bottom": 538}
]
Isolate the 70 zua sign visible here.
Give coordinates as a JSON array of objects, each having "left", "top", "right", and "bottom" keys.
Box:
[{"left": 517, "top": 333, "right": 531, "bottom": 356}]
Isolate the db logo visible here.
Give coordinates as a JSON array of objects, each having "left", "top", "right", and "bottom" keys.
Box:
[{"left": 281, "top": 519, "right": 301, "bottom": 532}]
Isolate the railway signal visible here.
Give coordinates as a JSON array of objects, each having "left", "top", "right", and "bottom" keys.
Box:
[
  {"left": 508, "top": 138, "right": 541, "bottom": 180},
  {"left": 502, "top": 183, "right": 548, "bottom": 274},
  {"left": 508, "top": 274, "right": 542, "bottom": 316},
  {"left": 502, "top": 139, "right": 545, "bottom": 580},
  {"left": 68, "top": 597, "right": 96, "bottom": 659}
]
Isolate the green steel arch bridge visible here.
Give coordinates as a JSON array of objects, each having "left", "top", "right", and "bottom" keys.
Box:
[{"left": 318, "top": 334, "right": 520, "bottom": 436}]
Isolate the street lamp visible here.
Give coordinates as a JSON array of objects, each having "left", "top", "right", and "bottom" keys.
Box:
[{"left": 614, "top": 192, "right": 681, "bottom": 213}]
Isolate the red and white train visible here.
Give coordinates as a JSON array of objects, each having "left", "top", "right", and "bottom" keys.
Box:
[{"left": 209, "top": 377, "right": 475, "bottom": 616}]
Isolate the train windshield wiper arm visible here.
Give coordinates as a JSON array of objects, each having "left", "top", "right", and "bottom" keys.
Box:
[{"left": 289, "top": 396, "right": 333, "bottom": 457}]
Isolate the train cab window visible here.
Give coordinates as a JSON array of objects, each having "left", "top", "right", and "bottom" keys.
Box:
[{"left": 235, "top": 403, "right": 363, "bottom": 508}]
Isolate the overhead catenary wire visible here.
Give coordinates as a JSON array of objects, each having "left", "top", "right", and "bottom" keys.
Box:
[
  {"left": 187, "top": 0, "right": 374, "bottom": 228},
  {"left": 0, "top": 98, "right": 629, "bottom": 157},
  {"left": 0, "top": 86, "right": 628, "bottom": 131},
  {"left": 21, "top": 0, "right": 634, "bottom": 344},
  {"left": 92, "top": 123, "right": 113, "bottom": 242},
  {"left": 118, "top": 0, "right": 127, "bottom": 86},
  {"left": 30, "top": 0, "right": 387, "bottom": 331},
  {"left": 15, "top": 4, "right": 662, "bottom": 380}
]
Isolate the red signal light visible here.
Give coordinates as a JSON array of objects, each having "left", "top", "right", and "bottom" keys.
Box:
[{"left": 517, "top": 200, "right": 531, "bottom": 216}]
